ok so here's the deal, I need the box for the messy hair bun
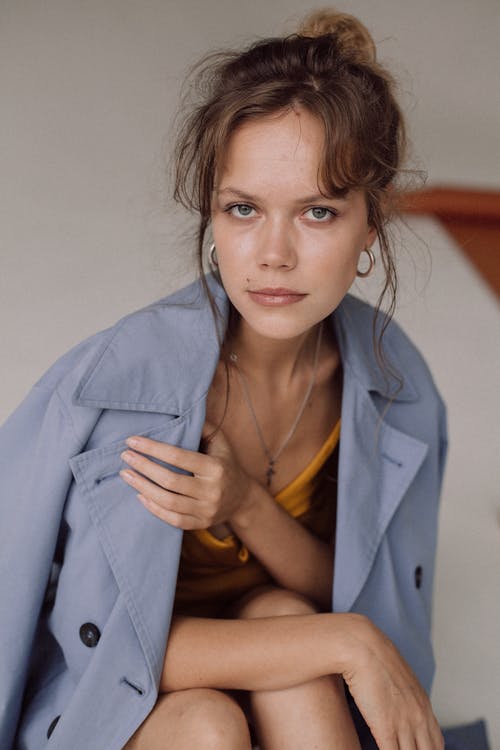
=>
[297,9,376,65]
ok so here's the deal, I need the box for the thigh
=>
[224,586,322,746]
[123,688,252,750]
[228,584,320,619]
[226,585,370,750]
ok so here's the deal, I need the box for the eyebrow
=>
[216,187,349,203]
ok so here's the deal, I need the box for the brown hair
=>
[173,8,407,379]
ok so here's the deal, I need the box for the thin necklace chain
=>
[229,321,324,488]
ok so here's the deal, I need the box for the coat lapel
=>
[331,297,428,612]
[332,376,428,613]
[72,274,228,415]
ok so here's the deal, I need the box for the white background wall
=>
[1,1,499,745]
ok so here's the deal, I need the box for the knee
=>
[236,586,319,619]
[168,688,251,749]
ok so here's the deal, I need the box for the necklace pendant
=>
[266,461,276,487]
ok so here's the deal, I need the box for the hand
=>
[119,422,255,530]
[341,615,444,750]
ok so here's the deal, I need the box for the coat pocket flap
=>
[69,414,190,491]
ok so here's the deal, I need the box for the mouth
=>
[249,286,305,297]
[247,288,307,306]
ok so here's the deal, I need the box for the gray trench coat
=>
[0,274,447,749]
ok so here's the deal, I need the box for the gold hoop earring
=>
[356,247,375,278]
[209,243,218,267]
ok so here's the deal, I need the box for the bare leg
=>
[159,599,441,750]
[123,688,252,750]
[233,586,362,750]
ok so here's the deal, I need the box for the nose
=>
[256,217,297,270]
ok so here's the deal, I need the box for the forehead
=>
[216,108,326,188]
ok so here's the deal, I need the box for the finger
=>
[120,467,211,522]
[119,468,196,509]
[414,727,432,750]
[121,450,199,496]
[409,692,442,750]
[397,725,417,750]
[427,707,445,750]
[125,435,208,475]
[431,724,445,750]
[136,494,206,530]
[373,731,399,750]
[416,719,444,750]
[365,715,399,750]
[148,486,208,519]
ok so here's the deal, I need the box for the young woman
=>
[0,9,447,750]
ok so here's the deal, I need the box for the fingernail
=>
[126,437,140,448]
[120,469,135,482]
[120,451,133,462]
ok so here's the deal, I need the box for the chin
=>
[235,305,325,342]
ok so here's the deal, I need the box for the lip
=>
[247,288,307,307]
[250,287,305,295]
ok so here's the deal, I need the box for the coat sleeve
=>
[0,384,79,750]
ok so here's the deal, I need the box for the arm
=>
[120,426,333,609]
[161,611,444,750]
[161,611,352,693]
[230,481,333,609]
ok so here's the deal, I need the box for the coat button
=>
[414,566,423,589]
[47,715,60,738]
[79,622,101,647]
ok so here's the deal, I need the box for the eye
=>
[305,207,337,222]
[226,203,256,218]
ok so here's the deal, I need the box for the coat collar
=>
[72,274,228,415]
[72,273,418,414]
[332,294,418,402]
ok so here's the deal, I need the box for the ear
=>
[366,224,378,248]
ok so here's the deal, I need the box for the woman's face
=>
[210,107,376,341]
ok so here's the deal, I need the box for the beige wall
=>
[1,1,499,745]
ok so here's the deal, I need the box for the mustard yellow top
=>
[173,419,340,617]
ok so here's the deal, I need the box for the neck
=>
[227,315,323,389]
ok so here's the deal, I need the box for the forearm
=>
[160,611,442,750]
[160,611,357,693]
[230,481,334,609]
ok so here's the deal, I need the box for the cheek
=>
[212,218,237,254]
[215,249,247,297]
[212,229,254,283]
[316,242,361,281]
